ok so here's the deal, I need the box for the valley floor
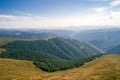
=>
[0,54,120,80]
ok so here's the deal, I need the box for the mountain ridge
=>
[0,37,103,72]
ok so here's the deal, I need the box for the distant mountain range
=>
[73,28,120,53]
[0,29,73,39]
[1,28,120,53]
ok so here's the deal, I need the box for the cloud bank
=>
[0,0,120,29]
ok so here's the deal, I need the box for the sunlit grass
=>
[0,38,16,46]
[0,48,6,54]
[0,54,120,80]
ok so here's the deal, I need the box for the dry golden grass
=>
[21,37,54,41]
[0,38,16,46]
[0,54,120,80]
[0,48,6,54]
[0,58,48,80]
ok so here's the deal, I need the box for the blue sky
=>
[0,0,96,16]
[0,0,120,29]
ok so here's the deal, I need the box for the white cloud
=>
[93,7,108,13]
[110,11,120,19]
[0,15,16,19]
[0,15,46,28]
[91,0,120,27]
[0,13,120,29]
[110,0,120,7]
[91,0,120,8]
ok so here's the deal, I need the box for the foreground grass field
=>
[0,54,120,80]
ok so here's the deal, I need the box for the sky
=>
[0,0,120,29]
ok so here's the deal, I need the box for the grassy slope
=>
[0,38,16,46]
[0,38,16,53]
[0,58,48,80]
[0,54,120,80]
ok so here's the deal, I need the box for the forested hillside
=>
[0,37,102,72]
